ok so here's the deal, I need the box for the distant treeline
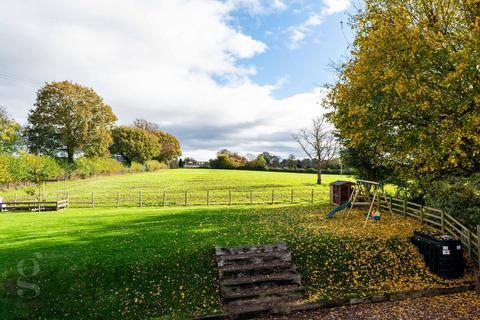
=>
[181,150,354,175]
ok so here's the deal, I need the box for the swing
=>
[345,180,394,227]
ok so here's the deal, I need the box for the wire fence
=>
[2,187,329,209]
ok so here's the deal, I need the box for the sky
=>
[0,0,355,161]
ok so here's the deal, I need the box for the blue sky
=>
[0,0,355,160]
[232,1,353,99]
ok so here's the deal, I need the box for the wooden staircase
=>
[215,242,305,319]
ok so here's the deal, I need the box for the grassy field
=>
[2,169,351,198]
[2,170,354,207]
[0,203,475,320]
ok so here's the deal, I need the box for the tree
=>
[133,119,182,163]
[282,154,298,169]
[340,143,391,182]
[0,106,21,153]
[326,0,480,181]
[25,81,117,162]
[244,154,267,170]
[178,158,185,168]
[293,116,338,184]
[111,126,160,164]
[209,150,247,169]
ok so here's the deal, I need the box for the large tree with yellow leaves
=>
[327,0,480,181]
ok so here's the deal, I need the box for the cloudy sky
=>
[0,0,354,160]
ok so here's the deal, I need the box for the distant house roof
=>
[329,180,354,186]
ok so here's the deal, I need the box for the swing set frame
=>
[346,180,393,226]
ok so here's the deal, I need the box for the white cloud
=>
[287,0,351,49]
[287,12,323,49]
[227,0,288,14]
[0,0,326,161]
[322,0,351,15]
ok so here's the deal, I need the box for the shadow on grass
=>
[0,205,323,320]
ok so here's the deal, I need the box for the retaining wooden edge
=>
[192,283,476,320]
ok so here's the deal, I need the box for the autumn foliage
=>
[327,0,480,180]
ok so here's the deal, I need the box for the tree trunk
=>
[317,166,322,185]
[67,149,75,163]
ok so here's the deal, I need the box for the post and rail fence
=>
[0,198,69,212]
[374,194,480,269]
[1,187,325,210]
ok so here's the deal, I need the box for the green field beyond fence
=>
[3,187,329,208]
[1,169,350,208]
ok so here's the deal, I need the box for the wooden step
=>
[223,284,305,301]
[215,242,287,257]
[219,260,294,273]
[219,263,297,279]
[214,242,305,319]
[217,251,292,268]
[221,271,301,287]
[227,295,303,314]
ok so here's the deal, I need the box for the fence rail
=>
[376,195,480,268]
[2,188,328,209]
[0,199,69,212]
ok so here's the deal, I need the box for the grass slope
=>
[0,204,474,320]
[1,169,352,200]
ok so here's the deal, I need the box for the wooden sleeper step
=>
[222,284,306,301]
[221,272,301,287]
[215,242,287,257]
[214,242,305,319]
[217,251,292,268]
[219,263,297,280]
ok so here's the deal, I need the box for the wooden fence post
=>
[229,190,232,206]
[271,189,275,205]
[56,178,60,201]
[420,205,424,224]
[64,177,67,198]
[139,191,143,208]
[250,190,253,205]
[117,192,120,208]
[207,190,210,206]
[290,189,294,204]
[162,191,166,207]
[184,191,188,206]
[403,198,407,218]
[311,189,314,204]
[467,229,472,259]
[91,192,95,208]
[441,210,445,233]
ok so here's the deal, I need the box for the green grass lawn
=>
[0,204,474,320]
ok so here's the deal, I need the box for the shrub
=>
[130,162,145,173]
[0,153,61,187]
[22,153,63,184]
[0,154,12,184]
[144,160,167,172]
[423,175,480,230]
[72,157,126,178]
